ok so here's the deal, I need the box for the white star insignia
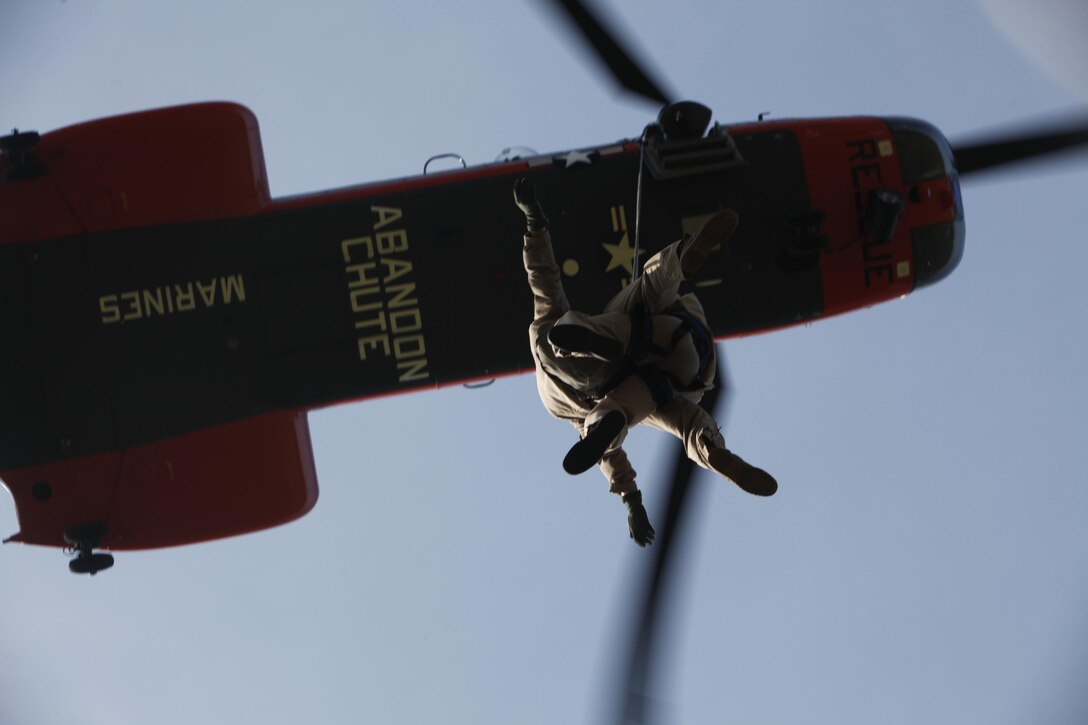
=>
[559,150,593,168]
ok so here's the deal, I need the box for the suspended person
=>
[515,178,776,547]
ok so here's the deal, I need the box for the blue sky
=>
[2,1,1087,724]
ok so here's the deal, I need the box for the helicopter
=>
[2,4,1088,722]
[1,1,1083,573]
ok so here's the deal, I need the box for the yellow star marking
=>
[602,233,644,274]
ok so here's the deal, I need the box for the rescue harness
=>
[542,305,714,411]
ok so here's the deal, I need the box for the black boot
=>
[681,210,739,277]
[707,448,778,496]
[563,410,626,475]
[548,324,625,362]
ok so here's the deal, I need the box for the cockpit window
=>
[888,118,957,186]
[912,219,965,288]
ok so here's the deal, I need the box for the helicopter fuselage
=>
[0,102,963,550]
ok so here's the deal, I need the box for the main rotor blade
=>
[616,352,730,725]
[540,0,675,107]
[953,115,1088,177]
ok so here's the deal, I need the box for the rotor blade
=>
[616,351,731,725]
[952,115,1088,177]
[539,0,675,107]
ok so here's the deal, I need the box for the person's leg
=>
[603,242,684,315]
[563,374,657,475]
[604,210,739,315]
[548,310,631,361]
[548,310,698,373]
[642,397,778,496]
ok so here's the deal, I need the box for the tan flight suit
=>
[524,229,727,495]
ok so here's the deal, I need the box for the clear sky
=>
[2,1,1087,724]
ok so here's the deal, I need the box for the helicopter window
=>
[888,118,955,185]
[912,219,965,289]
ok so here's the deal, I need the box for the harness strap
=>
[593,306,715,403]
[626,305,673,361]
[666,310,714,388]
[594,364,634,402]
[634,365,674,408]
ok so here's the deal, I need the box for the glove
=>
[513,177,549,232]
[622,490,655,547]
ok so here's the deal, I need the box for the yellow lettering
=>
[354,310,388,332]
[389,308,422,334]
[221,275,246,303]
[174,283,195,311]
[376,229,408,255]
[371,206,403,230]
[346,262,380,289]
[386,282,417,309]
[382,258,413,283]
[121,291,142,321]
[99,295,120,324]
[196,279,217,307]
[99,274,246,326]
[143,288,165,316]
[340,208,430,382]
[350,288,383,314]
[397,358,429,382]
[393,334,425,360]
[357,334,391,360]
[342,236,374,262]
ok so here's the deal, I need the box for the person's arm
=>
[514,177,549,232]
[523,229,569,334]
[599,447,636,495]
[600,446,655,547]
[517,178,570,345]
